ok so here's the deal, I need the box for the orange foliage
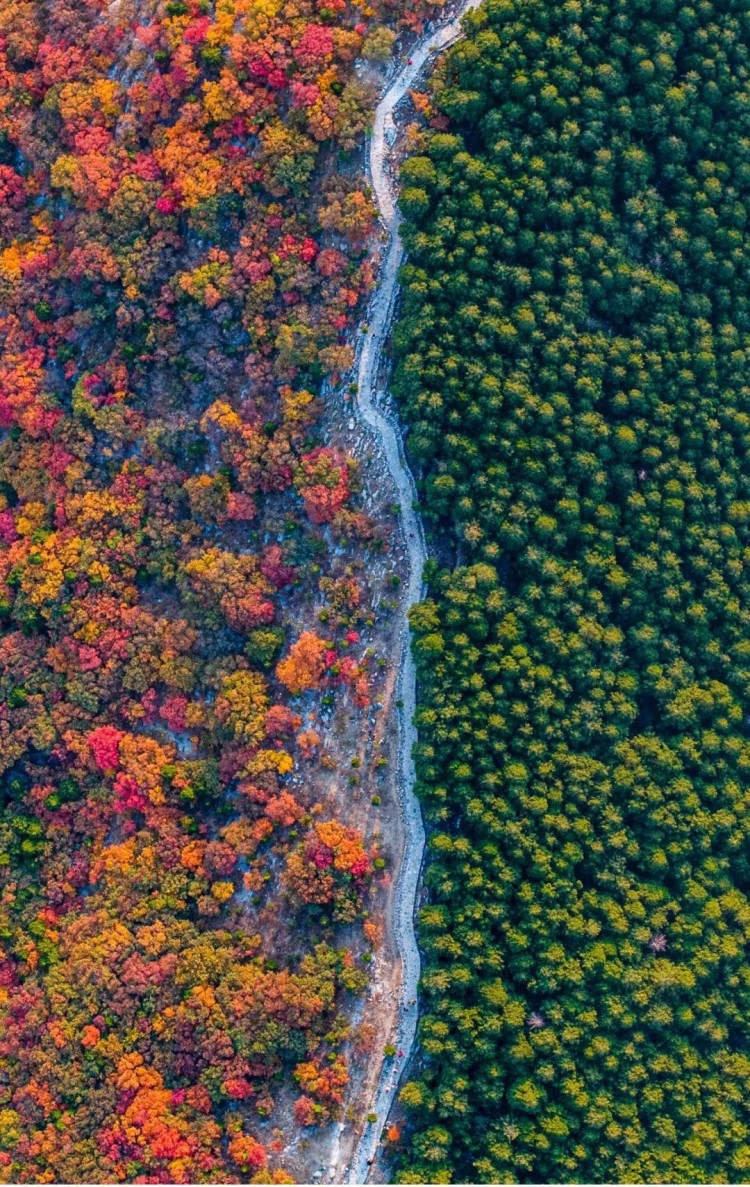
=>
[296,727,321,757]
[276,631,329,695]
[294,1055,348,1116]
[0,0,433,1174]
[229,1133,267,1170]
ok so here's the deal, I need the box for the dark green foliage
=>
[394,0,750,1181]
[245,626,286,669]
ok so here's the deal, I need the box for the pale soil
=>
[325,3,484,1184]
[233,3,482,1180]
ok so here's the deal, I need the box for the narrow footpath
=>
[336,3,483,1181]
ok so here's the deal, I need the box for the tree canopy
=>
[393,0,750,1180]
[0,0,443,1177]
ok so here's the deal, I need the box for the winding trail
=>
[337,3,483,1181]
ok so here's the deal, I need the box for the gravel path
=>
[339,3,483,1182]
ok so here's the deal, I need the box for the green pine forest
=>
[393,0,750,1181]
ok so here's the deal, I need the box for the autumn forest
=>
[0,0,444,1180]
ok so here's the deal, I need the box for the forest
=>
[393,0,750,1181]
[0,0,443,1180]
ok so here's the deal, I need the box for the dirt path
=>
[335,3,483,1182]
